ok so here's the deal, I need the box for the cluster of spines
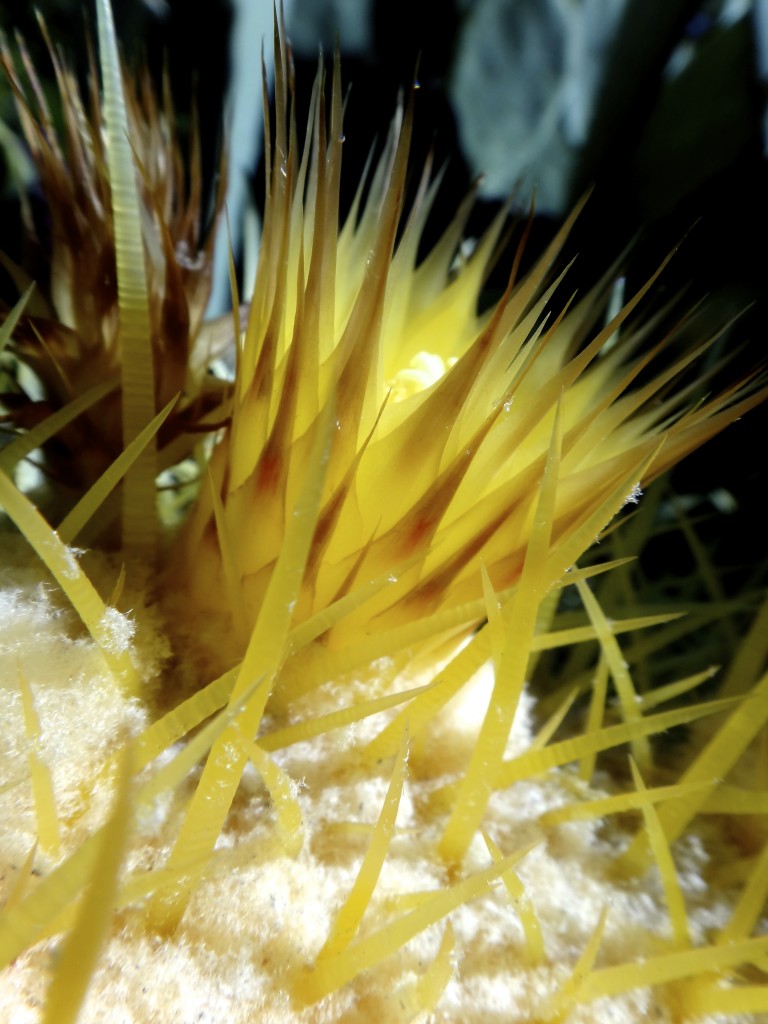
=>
[1,0,768,1020]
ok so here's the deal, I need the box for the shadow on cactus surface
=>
[1,2,768,1021]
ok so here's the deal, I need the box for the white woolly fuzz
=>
[0,550,753,1024]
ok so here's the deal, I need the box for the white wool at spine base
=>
[0,543,750,1024]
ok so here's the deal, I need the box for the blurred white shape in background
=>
[206,0,373,318]
[207,0,291,316]
[449,0,628,214]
